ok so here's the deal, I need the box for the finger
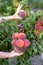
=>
[17,16,23,20]
[17,53,24,56]
[17,4,23,11]
[18,10,25,13]
[19,10,26,12]
[10,50,15,53]
[16,10,25,14]
[18,4,22,10]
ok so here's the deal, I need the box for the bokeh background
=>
[0,0,43,65]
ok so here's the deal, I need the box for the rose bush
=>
[0,0,43,65]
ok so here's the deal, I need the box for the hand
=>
[10,50,24,58]
[12,4,25,20]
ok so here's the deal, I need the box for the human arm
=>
[0,50,23,58]
[0,4,23,23]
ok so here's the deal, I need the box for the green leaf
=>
[38,32,43,39]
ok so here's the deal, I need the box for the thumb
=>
[17,52,24,56]
[17,16,23,20]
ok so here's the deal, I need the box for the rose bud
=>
[12,32,19,39]
[38,18,42,26]
[24,39,30,47]
[11,39,16,47]
[15,39,24,48]
[18,33,26,39]
[35,31,40,36]
[19,10,26,18]
[35,24,40,30]
[39,26,43,32]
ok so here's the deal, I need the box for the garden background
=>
[0,0,43,65]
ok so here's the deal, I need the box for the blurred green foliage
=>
[0,0,43,65]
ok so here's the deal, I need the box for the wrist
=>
[8,53,15,58]
[12,14,17,20]
[5,16,14,20]
[6,53,12,58]
[0,16,14,21]
[8,53,12,58]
